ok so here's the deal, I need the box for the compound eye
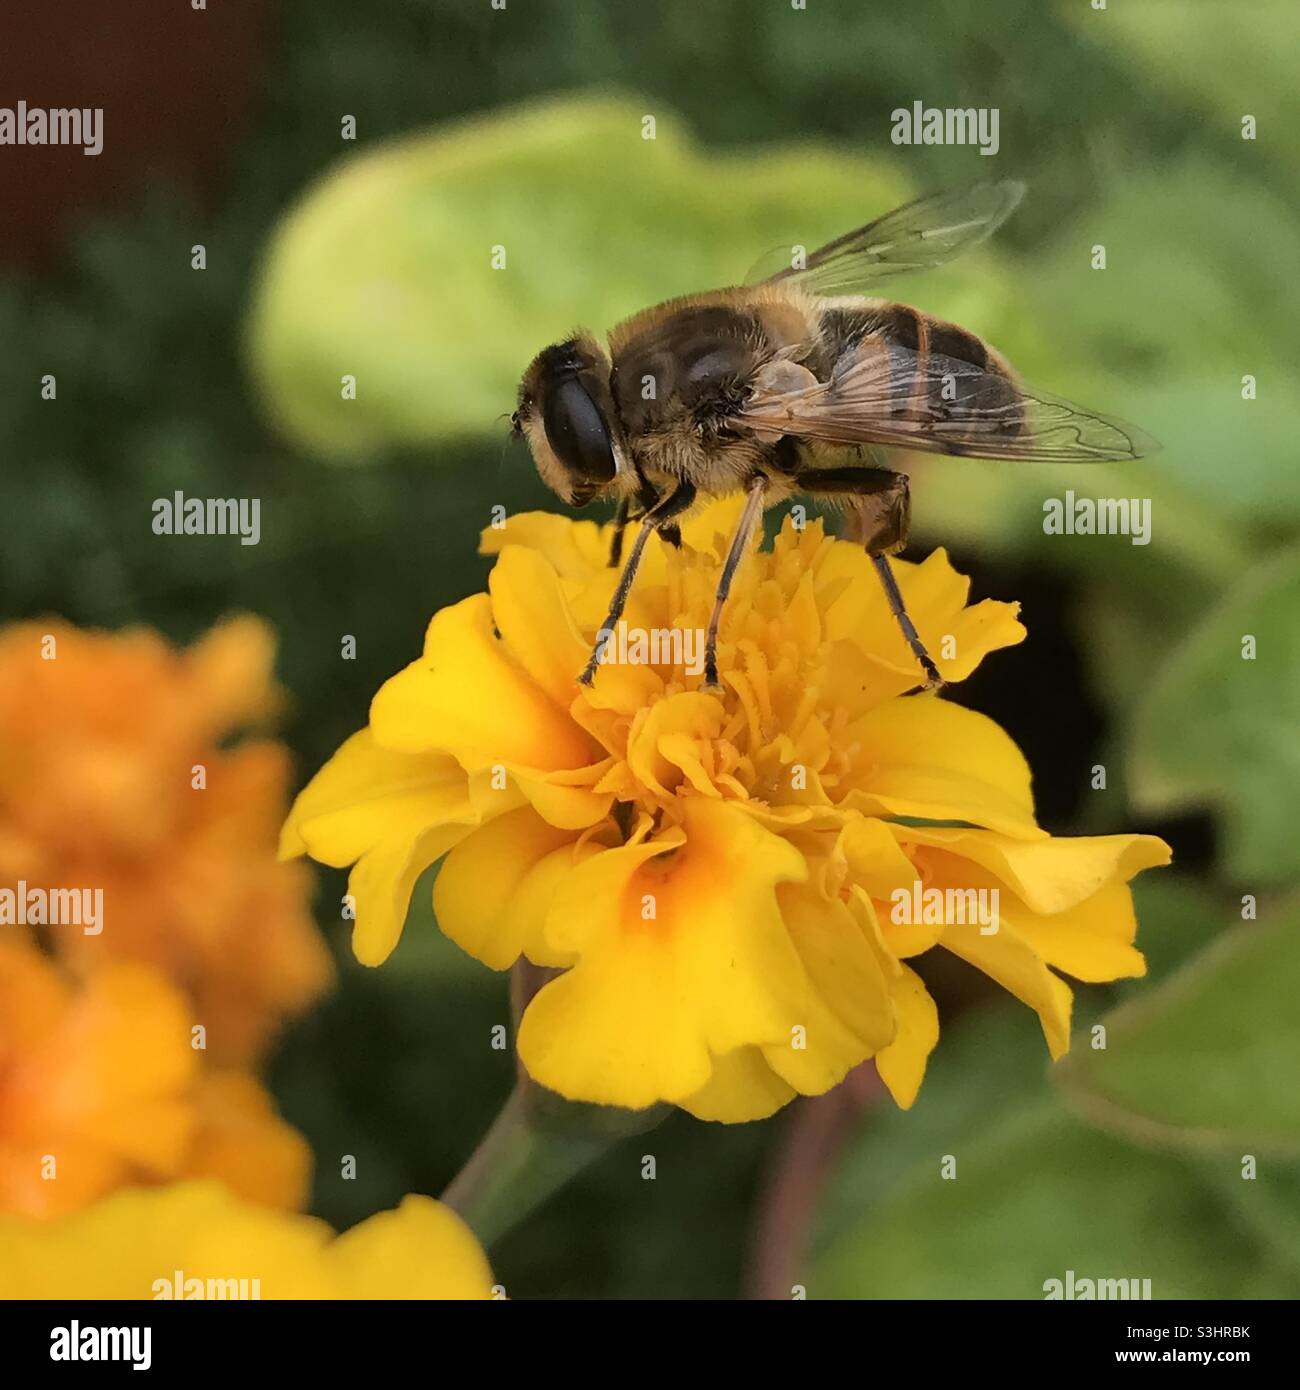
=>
[542,375,616,497]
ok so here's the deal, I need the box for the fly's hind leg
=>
[870,548,944,693]
[797,466,944,692]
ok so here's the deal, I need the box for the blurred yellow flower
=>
[0,1180,496,1299]
[0,617,332,1063]
[283,502,1170,1121]
[0,943,309,1218]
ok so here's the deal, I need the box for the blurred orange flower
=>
[0,942,310,1219]
[0,617,332,1063]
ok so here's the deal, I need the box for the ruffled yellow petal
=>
[279,728,473,865]
[892,824,1172,915]
[853,823,947,959]
[518,799,809,1109]
[626,691,726,802]
[807,634,905,715]
[347,822,477,967]
[0,1182,332,1298]
[369,594,598,771]
[327,1194,496,1299]
[510,766,615,831]
[874,965,939,1109]
[841,698,1041,837]
[278,724,529,966]
[488,544,594,708]
[433,806,582,969]
[760,882,894,1095]
[0,1181,494,1299]
[679,1046,796,1123]
[1002,877,1146,983]
[942,918,1074,1059]
[831,816,920,898]
[916,843,1148,983]
[822,545,1025,684]
[480,510,607,579]
[677,494,749,555]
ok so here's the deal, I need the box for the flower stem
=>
[442,1082,667,1248]
[442,963,667,1247]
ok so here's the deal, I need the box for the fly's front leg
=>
[797,467,943,692]
[608,497,632,567]
[580,479,698,686]
[609,480,674,567]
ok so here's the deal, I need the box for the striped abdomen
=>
[818,302,1025,449]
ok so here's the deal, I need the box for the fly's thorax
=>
[607,287,823,441]
[635,431,774,500]
[609,303,765,439]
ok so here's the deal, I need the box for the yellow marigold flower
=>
[0,943,309,1218]
[0,617,332,1063]
[0,1180,495,1299]
[283,502,1170,1121]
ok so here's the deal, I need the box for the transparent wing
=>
[745,180,1026,294]
[736,346,1159,463]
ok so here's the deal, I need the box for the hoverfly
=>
[511,180,1157,690]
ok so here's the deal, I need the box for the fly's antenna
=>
[494,411,518,491]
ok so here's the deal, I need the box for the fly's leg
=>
[580,479,698,686]
[797,467,943,692]
[608,497,632,567]
[701,474,768,691]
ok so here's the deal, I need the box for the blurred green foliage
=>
[813,893,1300,1298]
[1063,909,1300,1151]
[1128,550,1300,884]
[4,0,1298,1297]
[249,100,919,454]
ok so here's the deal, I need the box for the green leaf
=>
[1059,908,1300,1156]
[815,1103,1293,1299]
[1194,1159,1300,1279]
[812,1004,1046,1223]
[1126,546,1300,882]
[811,1004,1298,1298]
[245,95,1034,459]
